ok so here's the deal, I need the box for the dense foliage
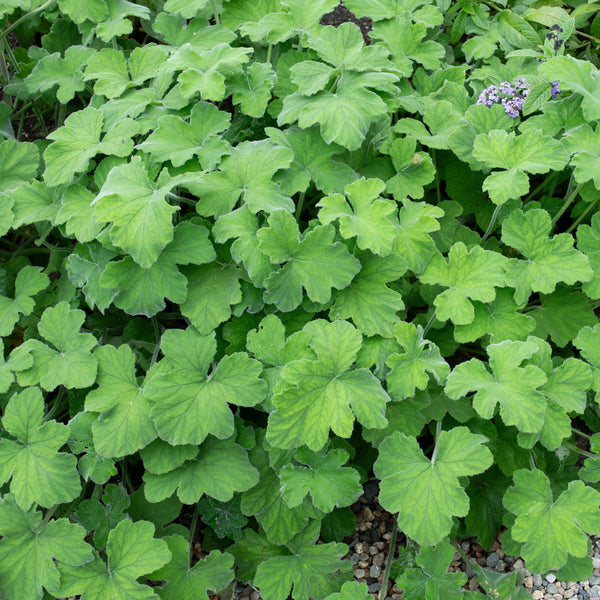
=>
[2,0,600,598]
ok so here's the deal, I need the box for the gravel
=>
[232,491,600,600]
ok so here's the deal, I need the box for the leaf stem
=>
[0,0,57,42]
[295,191,305,222]
[529,451,536,470]
[431,149,441,204]
[266,44,272,64]
[379,516,398,600]
[572,427,591,440]
[36,504,59,533]
[210,0,221,24]
[150,318,162,368]
[188,504,199,567]
[566,197,599,234]
[524,172,557,203]
[422,310,437,337]
[482,203,503,241]
[562,440,596,460]
[551,182,583,229]
[431,420,442,465]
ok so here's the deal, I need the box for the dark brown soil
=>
[320,1,374,44]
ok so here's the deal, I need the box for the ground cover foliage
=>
[2,0,600,598]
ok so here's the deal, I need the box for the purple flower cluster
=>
[476,77,530,118]
[551,80,560,98]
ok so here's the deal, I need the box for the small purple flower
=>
[550,80,560,98]
[476,77,530,118]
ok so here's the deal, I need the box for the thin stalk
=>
[0,42,10,84]
[42,387,66,423]
[551,182,583,229]
[210,0,221,24]
[524,172,557,203]
[0,0,57,42]
[379,517,398,600]
[422,310,437,337]
[529,451,536,470]
[166,192,196,206]
[36,504,59,533]
[572,427,591,440]
[56,102,66,128]
[482,203,502,241]
[431,149,441,204]
[566,198,599,234]
[266,44,272,64]
[188,505,199,567]
[431,420,442,465]
[563,441,596,460]
[295,191,305,222]
[150,318,162,368]
[576,29,600,43]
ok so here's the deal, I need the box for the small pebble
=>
[370,565,381,578]
[486,552,500,568]
[547,574,557,583]
[373,554,385,567]
[368,582,382,593]
[495,560,506,572]
[532,591,544,600]
[591,586,600,598]
[594,558,600,570]
[547,583,558,594]
[351,553,360,564]
[354,568,366,579]
[534,574,543,587]
[592,577,600,586]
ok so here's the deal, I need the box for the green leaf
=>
[228,62,276,117]
[573,323,600,403]
[144,436,259,504]
[0,340,32,393]
[0,387,81,509]
[66,243,119,313]
[164,42,252,100]
[74,483,130,548]
[530,288,597,347]
[258,210,361,312]
[473,129,569,205]
[213,206,275,286]
[0,139,39,191]
[0,494,93,600]
[25,46,95,103]
[420,243,507,325]
[94,0,152,42]
[68,411,118,484]
[180,263,243,334]
[385,321,450,400]
[445,340,547,433]
[395,199,444,273]
[539,55,600,121]
[267,319,389,450]
[9,180,60,228]
[15,301,98,391]
[384,137,436,201]
[498,9,541,49]
[188,139,294,217]
[578,212,600,299]
[58,519,171,600]
[0,265,48,336]
[254,521,352,600]
[93,157,186,268]
[502,208,593,304]
[279,446,362,512]
[329,249,407,337]
[58,0,108,23]
[100,222,216,317]
[137,101,231,168]
[265,125,358,195]
[84,344,157,458]
[396,540,468,599]
[317,177,399,256]
[55,185,105,243]
[152,537,234,599]
[504,469,600,572]
[372,18,445,76]
[323,581,371,600]
[241,440,323,545]
[375,427,493,545]
[43,107,139,186]
[281,75,389,151]
[196,496,248,540]
[454,287,536,343]
[146,327,266,445]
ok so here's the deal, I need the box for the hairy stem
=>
[551,182,583,229]
[188,504,199,567]
[431,420,443,465]
[36,504,59,533]
[295,191,305,222]
[482,203,502,241]
[566,198,599,234]
[422,310,437,337]
[379,516,398,600]
[563,440,596,460]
